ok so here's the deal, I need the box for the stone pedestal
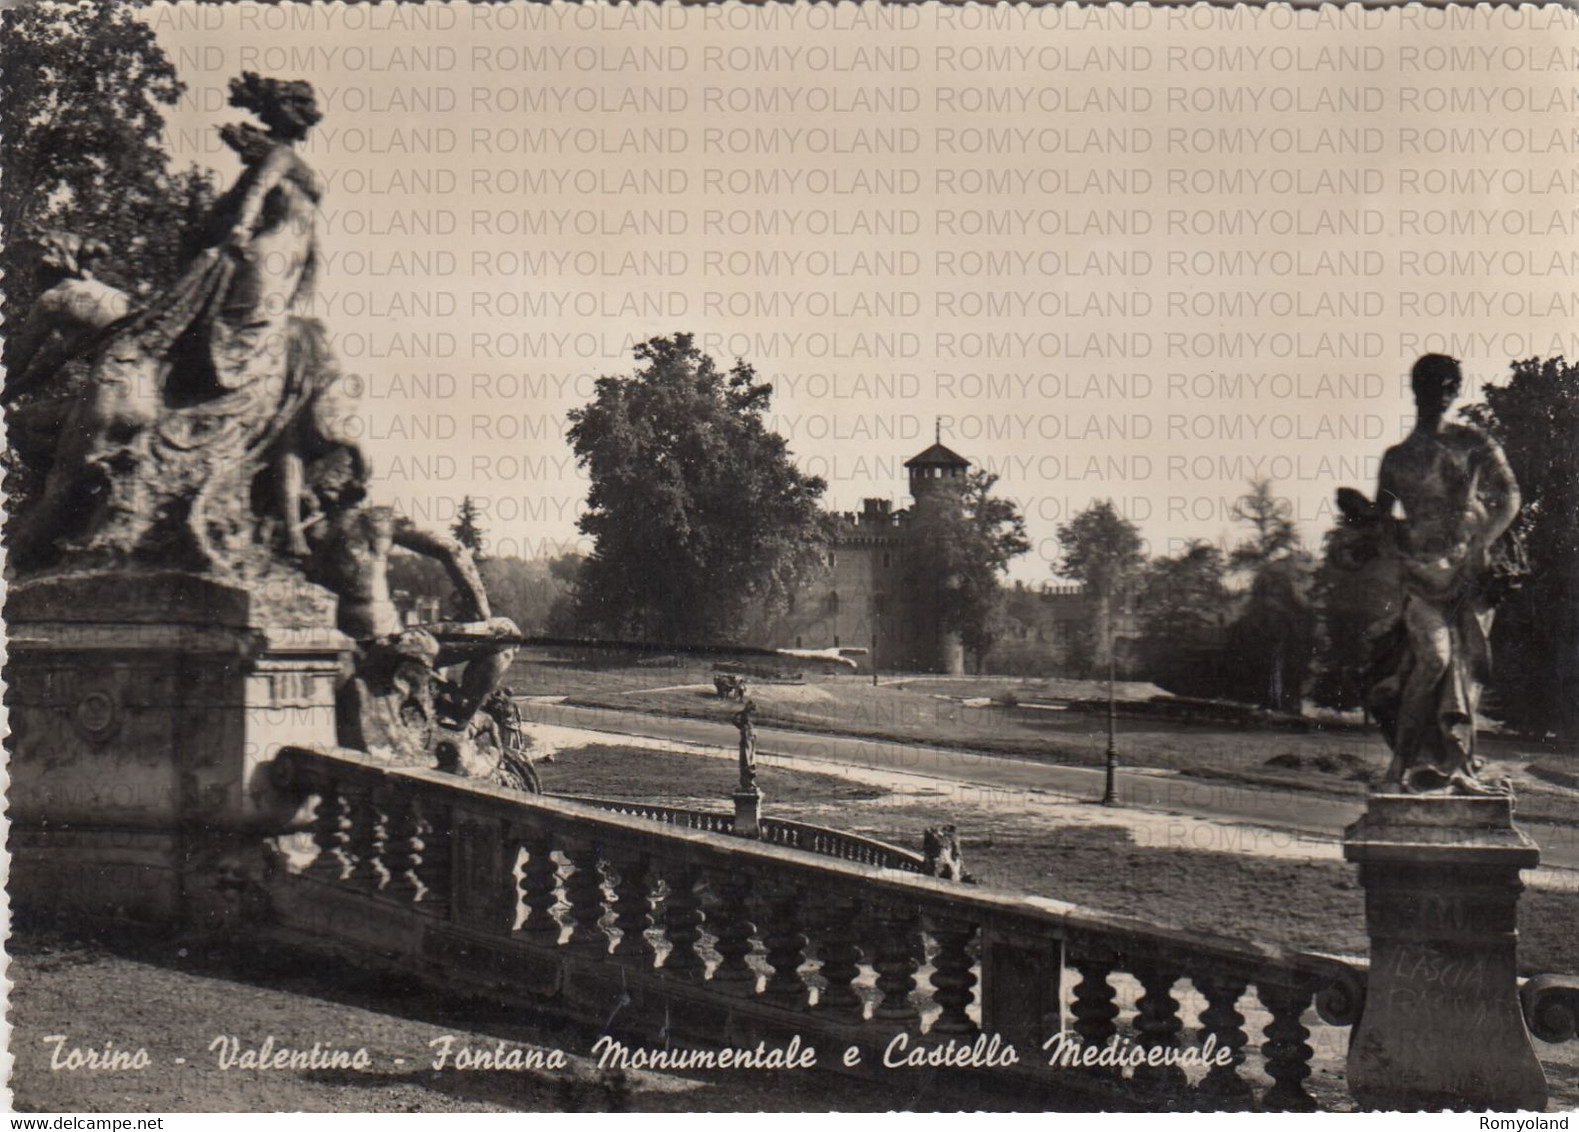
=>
[6,571,350,927]
[1343,794,1547,1111]
[733,787,763,838]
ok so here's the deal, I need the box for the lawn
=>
[540,666,1377,782]
[537,743,1579,978]
[517,658,1577,815]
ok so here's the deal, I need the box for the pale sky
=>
[147,2,1579,579]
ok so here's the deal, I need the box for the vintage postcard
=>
[3,0,1578,1117]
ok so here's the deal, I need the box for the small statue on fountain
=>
[1332,354,1522,795]
[734,696,758,794]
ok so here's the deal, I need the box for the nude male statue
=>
[301,453,519,732]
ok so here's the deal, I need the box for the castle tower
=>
[904,436,970,515]
[902,434,970,674]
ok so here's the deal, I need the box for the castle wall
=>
[764,507,961,673]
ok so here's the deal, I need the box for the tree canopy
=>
[1229,478,1303,570]
[451,496,488,559]
[388,550,583,636]
[901,469,1030,668]
[1224,480,1316,712]
[566,334,833,643]
[1136,541,1231,697]
[1054,500,1145,673]
[1461,355,1579,738]
[1,2,214,324]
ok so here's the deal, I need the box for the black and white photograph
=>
[3,0,1578,1116]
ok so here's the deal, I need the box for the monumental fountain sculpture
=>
[4,74,533,928]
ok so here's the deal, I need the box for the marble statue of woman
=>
[13,73,363,575]
[1333,355,1521,795]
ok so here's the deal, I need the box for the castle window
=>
[829,552,837,568]
[882,552,891,568]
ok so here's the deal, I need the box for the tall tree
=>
[1309,526,1375,713]
[1229,478,1302,570]
[567,334,833,642]
[902,469,1031,671]
[1054,500,1145,676]
[1225,480,1316,712]
[1,2,215,325]
[1136,541,1231,697]
[1461,355,1579,738]
[451,496,488,559]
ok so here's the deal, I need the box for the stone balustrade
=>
[559,795,927,873]
[264,745,1562,1110]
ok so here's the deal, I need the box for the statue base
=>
[733,787,763,838]
[1343,793,1547,1111]
[5,571,350,929]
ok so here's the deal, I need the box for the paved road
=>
[518,700,1579,870]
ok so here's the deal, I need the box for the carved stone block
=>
[6,571,349,925]
[1343,794,1547,1111]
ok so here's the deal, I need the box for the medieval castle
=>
[769,440,1135,675]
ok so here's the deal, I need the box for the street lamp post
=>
[870,596,880,687]
[1101,591,1118,806]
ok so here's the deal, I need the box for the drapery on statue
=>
[1332,355,1522,795]
[8,73,364,578]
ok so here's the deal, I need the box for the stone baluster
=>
[758,885,810,1010]
[518,829,562,945]
[708,871,758,995]
[408,794,452,916]
[811,897,866,1021]
[659,865,707,981]
[1131,963,1188,1097]
[1259,982,1317,1111]
[382,790,422,904]
[608,851,656,966]
[349,783,391,894]
[563,839,610,951]
[1193,972,1253,1107]
[928,917,980,1036]
[308,780,354,883]
[1069,953,1121,1069]
[872,906,922,1027]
